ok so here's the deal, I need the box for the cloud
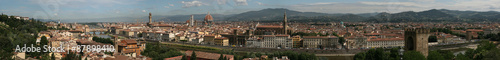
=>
[305,2,338,5]
[255,1,264,5]
[142,10,146,12]
[217,0,228,5]
[181,1,207,8]
[411,0,435,2]
[359,2,422,7]
[234,0,248,6]
[168,3,174,6]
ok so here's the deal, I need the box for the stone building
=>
[404,28,431,57]
[259,35,292,48]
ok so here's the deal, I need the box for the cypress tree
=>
[191,51,197,60]
[218,54,224,60]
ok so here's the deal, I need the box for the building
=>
[147,12,153,27]
[221,29,251,46]
[291,36,302,48]
[366,38,404,48]
[404,28,431,57]
[254,26,285,35]
[214,37,229,46]
[254,12,289,35]
[259,35,291,48]
[204,12,214,26]
[246,36,262,48]
[346,36,368,49]
[302,36,339,49]
[117,39,145,57]
[203,35,221,45]
[187,15,195,27]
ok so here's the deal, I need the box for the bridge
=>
[85,28,108,35]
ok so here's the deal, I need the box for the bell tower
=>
[283,12,288,35]
[149,12,152,24]
[404,28,431,57]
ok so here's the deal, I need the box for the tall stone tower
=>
[404,28,431,57]
[466,31,472,42]
[283,12,288,35]
[149,12,152,24]
[188,15,194,27]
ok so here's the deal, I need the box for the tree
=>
[141,42,183,60]
[436,50,454,60]
[218,54,224,60]
[181,55,187,60]
[338,37,346,48]
[223,56,227,60]
[427,51,444,60]
[483,49,500,60]
[0,37,13,60]
[61,52,79,60]
[389,48,400,60]
[456,53,471,60]
[51,53,55,60]
[40,36,48,45]
[191,51,197,60]
[428,35,437,42]
[138,33,143,37]
[365,48,387,60]
[403,51,426,60]
[353,52,366,60]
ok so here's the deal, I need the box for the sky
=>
[1,0,500,20]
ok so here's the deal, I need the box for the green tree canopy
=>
[403,51,426,60]
[427,51,444,60]
[191,51,197,60]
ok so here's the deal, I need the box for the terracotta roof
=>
[215,37,228,39]
[115,55,131,60]
[152,24,172,27]
[164,55,183,60]
[122,40,137,44]
[466,29,483,32]
[302,36,327,38]
[367,38,404,41]
[204,12,213,21]
[256,25,282,28]
[122,50,135,53]
[260,35,289,37]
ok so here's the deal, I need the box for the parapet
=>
[404,28,431,34]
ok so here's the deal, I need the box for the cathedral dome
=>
[186,19,190,23]
[204,12,213,21]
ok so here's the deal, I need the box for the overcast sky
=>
[1,0,500,20]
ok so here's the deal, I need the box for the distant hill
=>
[224,8,331,21]
[365,9,500,22]
[63,8,500,23]
[157,8,500,22]
[157,14,231,22]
